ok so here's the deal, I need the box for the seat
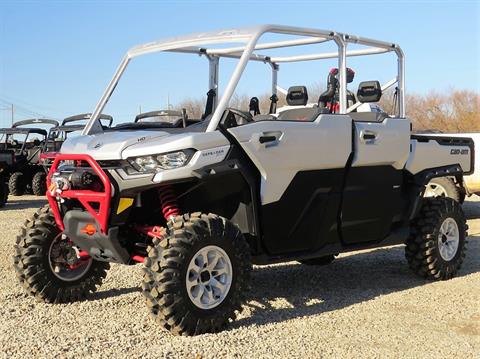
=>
[249,97,260,116]
[286,86,308,106]
[277,86,327,122]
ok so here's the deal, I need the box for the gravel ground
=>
[0,196,479,358]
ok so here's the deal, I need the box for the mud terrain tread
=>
[405,197,467,280]
[142,213,251,336]
[13,205,110,303]
[32,172,47,196]
[9,172,25,196]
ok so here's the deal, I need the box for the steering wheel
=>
[223,108,253,128]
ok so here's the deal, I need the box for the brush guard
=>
[47,154,112,234]
[47,154,182,264]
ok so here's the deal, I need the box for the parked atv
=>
[0,118,58,204]
[14,26,473,336]
[40,113,113,173]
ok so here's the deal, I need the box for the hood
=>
[60,129,230,161]
[60,130,170,160]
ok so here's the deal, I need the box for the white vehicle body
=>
[18,24,473,337]
[50,24,472,259]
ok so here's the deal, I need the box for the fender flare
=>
[407,164,464,220]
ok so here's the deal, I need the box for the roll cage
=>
[135,110,183,123]
[12,118,59,128]
[43,114,113,153]
[62,113,113,127]
[0,118,58,152]
[0,127,48,153]
[83,24,405,136]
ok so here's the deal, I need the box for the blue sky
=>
[0,0,479,125]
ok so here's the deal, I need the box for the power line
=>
[0,93,58,113]
[0,97,57,119]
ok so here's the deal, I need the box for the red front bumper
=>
[46,154,112,234]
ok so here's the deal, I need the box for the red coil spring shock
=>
[158,185,180,221]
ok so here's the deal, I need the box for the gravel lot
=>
[1,196,479,358]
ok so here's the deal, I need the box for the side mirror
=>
[357,81,382,103]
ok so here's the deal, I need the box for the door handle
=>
[255,131,283,147]
[360,130,377,144]
[259,135,277,144]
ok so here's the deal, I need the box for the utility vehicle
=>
[40,113,113,173]
[14,25,473,336]
[0,118,58,203]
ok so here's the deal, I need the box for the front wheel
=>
[13,205,110,302]
[32,171,47,196]
[142,213,251,335]
[406,197,467,280]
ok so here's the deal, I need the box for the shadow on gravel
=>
[234,237,480,329]
[90,287,141,301]
[3,199,47,211]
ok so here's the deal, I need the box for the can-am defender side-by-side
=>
[14,25,473,335]
[0,118,59,204]
[40,113,113,173]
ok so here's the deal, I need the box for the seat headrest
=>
[286,86,308,106]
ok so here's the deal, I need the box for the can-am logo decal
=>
[450,148,469,155]
[202,149,226,157]
[137,136,146,142]
[93,142,102,149]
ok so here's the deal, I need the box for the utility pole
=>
[0,104,14,126]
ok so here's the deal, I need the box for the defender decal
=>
[202,148,227,158]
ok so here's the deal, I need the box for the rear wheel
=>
[142,213,251,335]
[424,177,463,203]
[406,197,467,280]
[13,205,110,302]
[32,171,47,196]
[9,172,25,196]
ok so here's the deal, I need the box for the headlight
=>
[128,149,194,172]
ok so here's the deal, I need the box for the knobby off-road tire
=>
[13,205,110,303]
[142,213,251,336]
[9,172,25,196]
[32,171,47,196]
[425,177,463,203]
[299,254,336,266]
[0,179,8,207]
[406,197,467,280]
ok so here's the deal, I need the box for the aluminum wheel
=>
[438,217,460,261]
[425,182,447,197]
[186,245,233,310]
[48,234,92,282]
